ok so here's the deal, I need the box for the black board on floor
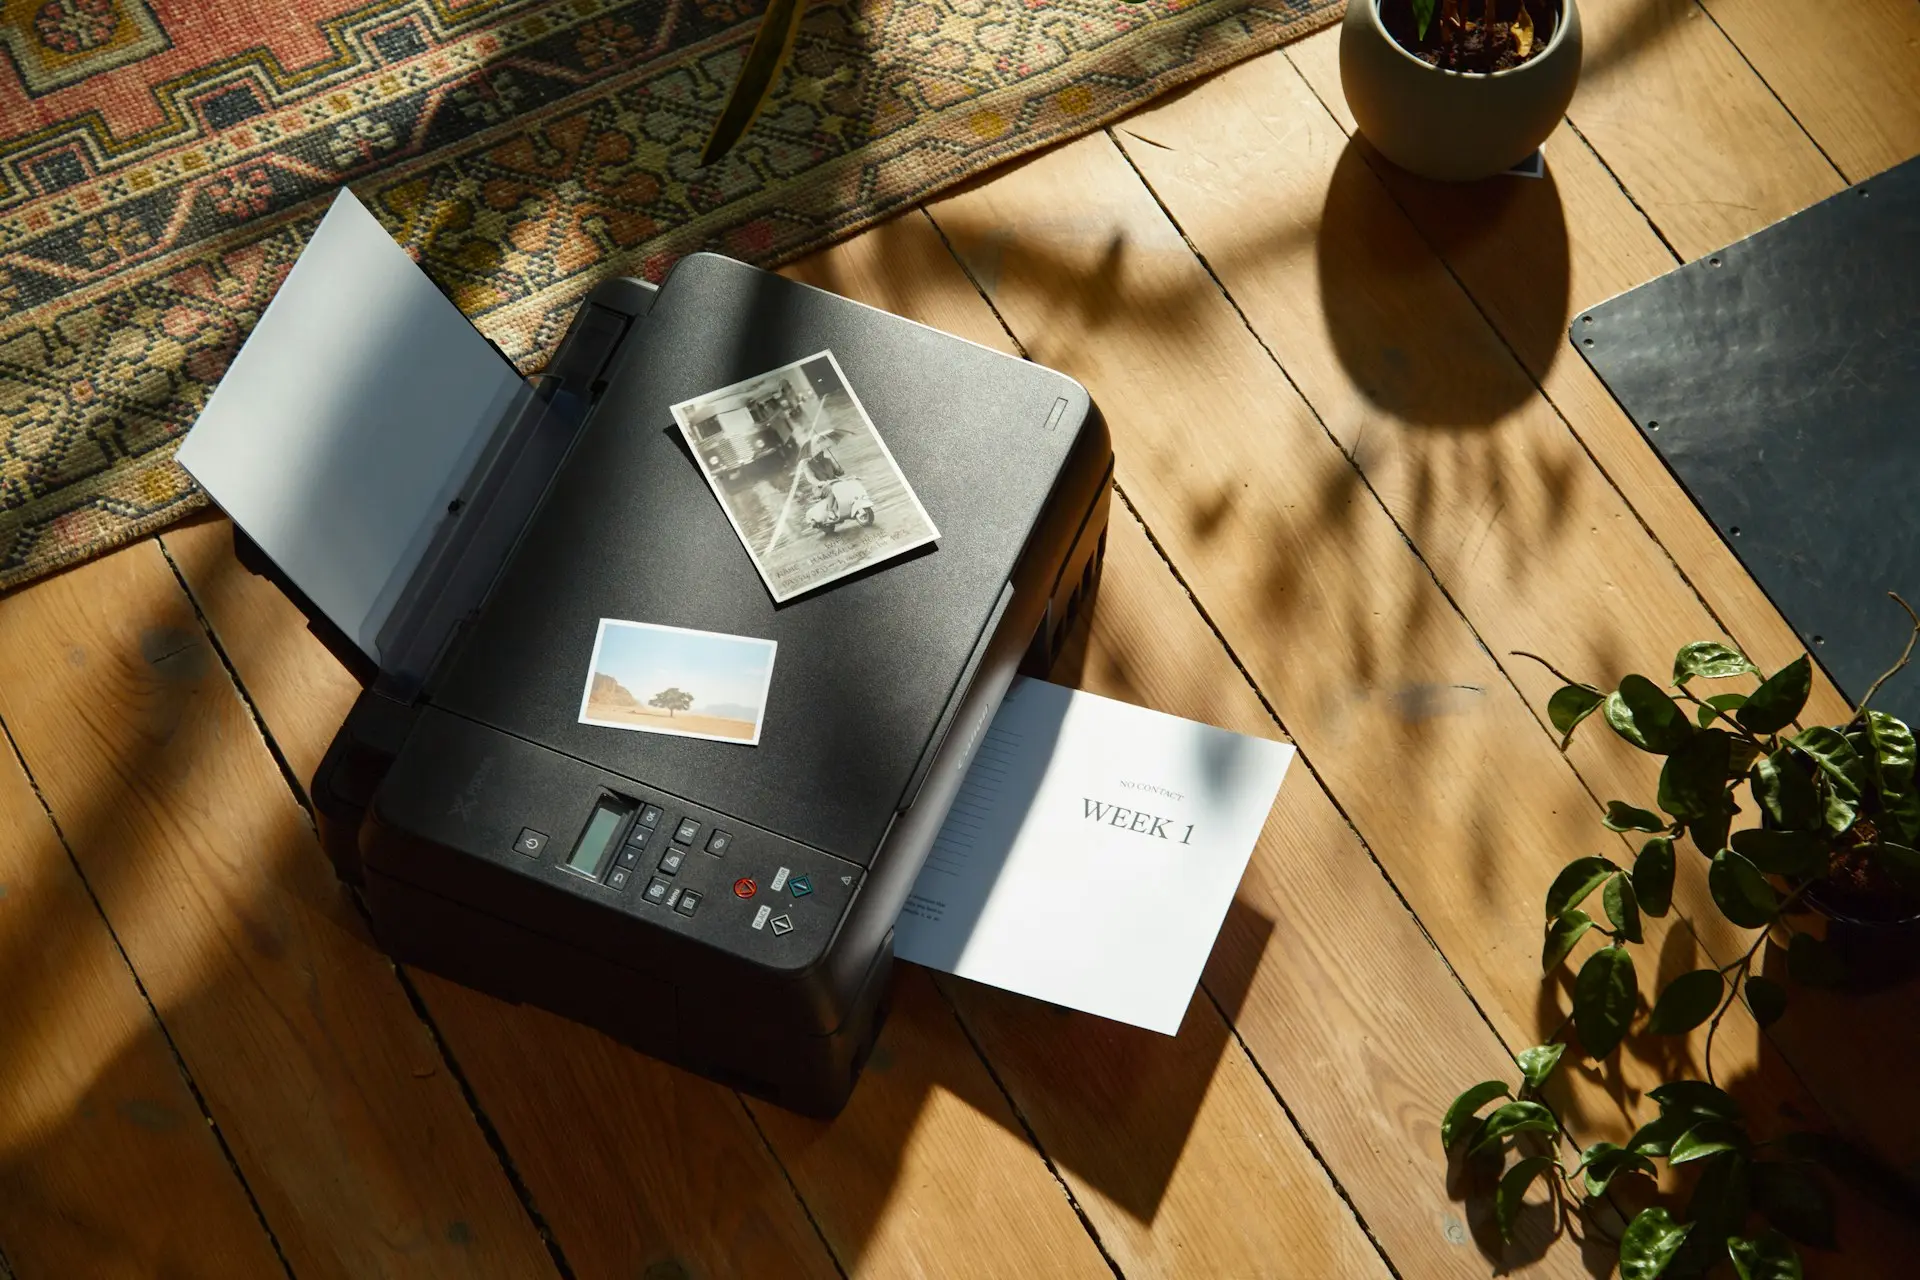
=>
[1575,156,1920,722]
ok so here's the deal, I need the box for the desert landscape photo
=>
[578,619,777,745]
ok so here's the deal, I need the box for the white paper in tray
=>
[174,188,523,662]
[893,677,1294,1035]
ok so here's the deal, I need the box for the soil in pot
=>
[1379,0,1559,75]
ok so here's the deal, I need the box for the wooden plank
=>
[1567,0,1845,260]
[782,217,1588,1276]
[0,740,285,1279]
[161,522,843,1280]
[1282,26,1920,1169]
[0,544,558,1280]
[1697,0,1920,182]
[921,127,1918,1262]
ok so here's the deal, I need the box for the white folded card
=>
[893,677,1295,1034]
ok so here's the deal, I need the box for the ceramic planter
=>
[1339,0,1583,182]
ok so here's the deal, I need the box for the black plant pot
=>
[1799,885,1920,992]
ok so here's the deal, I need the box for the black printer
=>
[182,191,1111,1115]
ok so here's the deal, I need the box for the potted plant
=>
[1340,0,1583,181]
[1442,598,1920,1276]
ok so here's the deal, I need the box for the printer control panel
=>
[512,785,863,969]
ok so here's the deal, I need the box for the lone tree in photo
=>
[649,687,694,718]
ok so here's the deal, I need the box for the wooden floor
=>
[3,2,1918,1275]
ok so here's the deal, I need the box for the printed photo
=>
[578,619,777,745]
[671,350,940,602]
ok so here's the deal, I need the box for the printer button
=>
[643,876,672,904]
[616,845,642,869]
[624,822,652,848]
[638,803,663,828]
[769,914,794,936]
[673,817,700,845]
[512,828,548,858]
[608,867,632,892]
[674,889,702,917]
[705,829,732,856]
[789,875,813,898]
[657,849,685,876]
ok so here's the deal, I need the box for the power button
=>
[733,877,757,899]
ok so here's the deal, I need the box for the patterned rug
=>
[0,0,1337,591]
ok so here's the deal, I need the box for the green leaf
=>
[1545,856,1618,918]
[1728,1229,1804,1280]
[1698,691,1750,728]
[1468,1100,1558,1155]
[1607,675,1695,754]
[1866,710,1920,842]
[1410,0,1437,41]
[1543,909,1594,973]
[1578,1141,1657,1197]
[1648,968,1724,1034]
[1689,808,1735,859]
[1710,850,1780,928]
[1730,829,1829,878]
[1633,836,1677,916]
[1739,656,1813,734]
[1659,728,1733,820]
[1516,1043,1566,1091]
[1574,945,1636,1060]
[1674,641,1759,684]
[1620,1207,1692,1280]
[1649,1079,1744,1123]
[1440,1080,1510,1150]
[1672,1120,1747,1164]
[1548,683,1606,744]
[1823,786,1858,837]
[1744,974,1788,1026]
[1753,748,1821,831]
[1604,800,1669,833]
[698,0,810,164]
[1627,1111,1693,1159]
[1786,933,1846,988]
[1686,1151,1753,1267]
[1876,841,1920,895]
[1495,1155,1554,1243]
[1604,873,1644,943]
[1752,1161,1836,1249]
[1790,725,1866,801]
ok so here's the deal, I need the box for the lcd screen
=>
[567,799,630,879]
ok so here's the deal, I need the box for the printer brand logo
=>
[671,350,940,603]
[1082,799,1195,845]
[449,755,496,821]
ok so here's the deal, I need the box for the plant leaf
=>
[1729,829,1828,878]
[1574,945,1636,1059]
[1689,807,1736,859]
[1648,968,1724,1034]
[1516,1043,1566,1091]
[1604,873,1644,943]
[1650,1079,1744,1122]
[1865,709,1920,842]
[1753,748,1821,831]
[1672,1120,1747,1164]
[1710,850,1780,928]
[1628,1111,1693,1158]
[1789,725,1866,801]
[1752,1162,1836,1249]
[1607,675,1695,754]
[699,0,810,165]
[1469,1100,1558,1155]
[1510,0,1535,59]
[1728,1229,1804,1280]
[1411,0,1438,41]
[1604,800,1668,833]
[1739,656,1812,734]
[1675,641,1758,684]
[1875,841,1920,895]
[1543,909,1593,973]
[1620,1207,1692,1280]
[1633,836,1677,916]
[1786,933,1846,988]
[1440,1079,1510,1150]
[1495,1155,1553,1243]
[1548,683,1606,744]
[1698,691,1750,728]
[1545,856,1618,918]
[1686,1152,1753,1268]
[1744,974,1788,1027]
[1659,728,1733,820]
[1579,1141,1657,1197]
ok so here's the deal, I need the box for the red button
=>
[733,877,757,899]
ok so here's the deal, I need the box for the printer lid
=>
[429,255,1091,865]
[175,189,526,668]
